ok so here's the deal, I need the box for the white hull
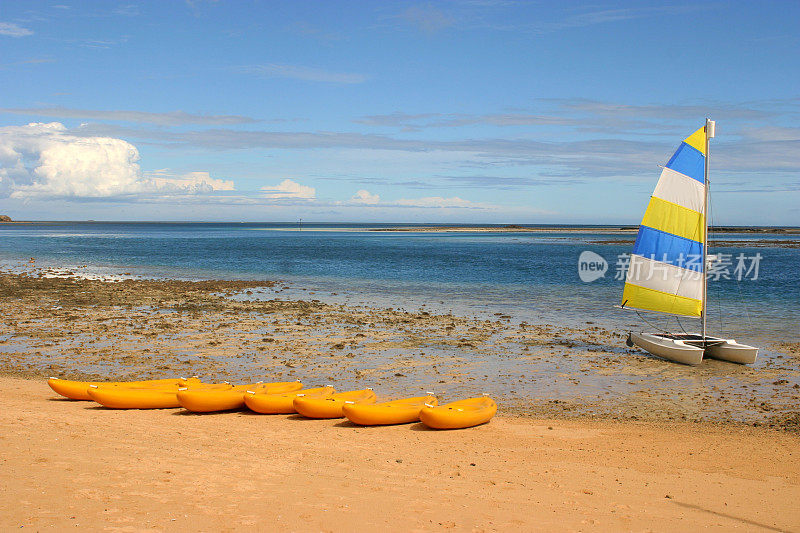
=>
[628,333,758,366]
[704,340,759,364]
[628,333,704,365]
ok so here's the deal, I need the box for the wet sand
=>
[1,270,799,427]
[2,376,798,531]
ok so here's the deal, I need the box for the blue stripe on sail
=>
[665,142,705,183]
[632,225,704,271]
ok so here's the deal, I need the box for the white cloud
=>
[336,190,484,209]
[351,189,380,204]
[395,196,494,209]
[399,5,454,34]
[738,126,800,142]
[260,179,315,199]
[236,64,367,84]
[0,58,55,69]
[0,22,33,37]
[0,107,259,126]
[144,170,235,193]
[396,196,480,208]
[0,122,234,199]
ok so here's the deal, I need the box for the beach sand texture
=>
[1,376,798,531]
[1,270,799,530]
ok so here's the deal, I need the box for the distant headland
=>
[368,224,800,234]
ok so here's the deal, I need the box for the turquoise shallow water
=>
[1,222,798,344]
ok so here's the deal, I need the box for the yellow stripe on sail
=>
[641,196,704,243]
[683,126,707,155]
[622,282,702,317]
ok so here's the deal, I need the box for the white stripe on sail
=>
[625,254,703,300]
[652,166,705,214]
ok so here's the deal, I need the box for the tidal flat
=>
[1,269,799,429]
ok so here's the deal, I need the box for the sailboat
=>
[621,119,758,365]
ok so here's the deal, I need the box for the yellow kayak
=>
[294,389,376,419]
[177,381,303,412]
[87,380,219,409]
[343,395,437,426]
[47,377,197,401]
[244,386,335,414]
[419,396,497,429]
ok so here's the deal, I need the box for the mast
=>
[702,118,714,342]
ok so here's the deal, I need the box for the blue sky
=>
[0,0,798,223]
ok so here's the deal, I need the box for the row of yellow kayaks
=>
[48,377,193,402]
[47,377,497,429]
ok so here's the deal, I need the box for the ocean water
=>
[1,222,798,344]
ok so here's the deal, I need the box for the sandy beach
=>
[2,376,799,532]
[1,270,799,530]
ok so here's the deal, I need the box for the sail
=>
[622,127,706,317]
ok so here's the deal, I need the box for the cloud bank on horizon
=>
[0,122,487,214]
[0,122,232,199]
[0,1,798,223]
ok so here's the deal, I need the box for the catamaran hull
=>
[629,333,704,365]
[628,333,758,366]
[704,341,758,365]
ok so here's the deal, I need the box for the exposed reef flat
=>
[1,270,799,428]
